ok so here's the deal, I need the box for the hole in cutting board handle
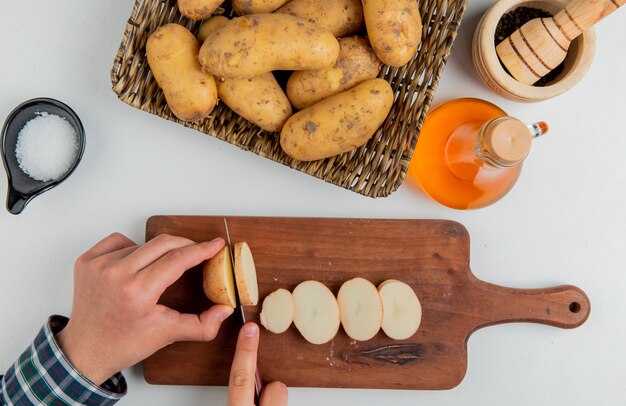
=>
[569,302,582,313]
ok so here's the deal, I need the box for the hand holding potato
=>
[55,233,234,385]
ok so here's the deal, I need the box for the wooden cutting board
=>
[143,216,590,390]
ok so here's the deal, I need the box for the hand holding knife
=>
[224,218,264,402]
[227,322,288,406]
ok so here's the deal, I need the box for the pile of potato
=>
[147,0,422,161]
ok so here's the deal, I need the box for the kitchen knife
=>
[223,217,263,401]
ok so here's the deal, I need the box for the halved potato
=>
[234,242,259,306]
[260,288,294,334]
[292,281,340,344]
[337,277,382,341]
[202,246,236,308]
[378,279,422,340]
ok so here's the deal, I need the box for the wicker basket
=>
[111,0,467,198]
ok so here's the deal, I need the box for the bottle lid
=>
[484,117,532,166]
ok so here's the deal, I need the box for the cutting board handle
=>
[469,276,590,332]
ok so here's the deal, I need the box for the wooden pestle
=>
[496,0,624,85]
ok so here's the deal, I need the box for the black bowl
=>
[1,98,85,215]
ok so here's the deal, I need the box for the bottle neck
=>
[444,116,536,182]
[474,117,533,168]
[474,124,517,169]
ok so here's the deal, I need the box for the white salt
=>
[15,112,79,182]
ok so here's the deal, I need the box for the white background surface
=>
[1,1,625,405]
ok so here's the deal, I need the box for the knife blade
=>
[223,217,263,400]
[224,217,246,324]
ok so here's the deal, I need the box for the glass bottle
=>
[407,98,547,210]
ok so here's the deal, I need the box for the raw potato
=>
[197,17,292,132]
[178,0,225,20]
[234,242,259,306]
[260,289,294,334]
[286,37,382,110]
[202,246,237,308]
[218,75,293,132]
[199,14,340,78]
[362,0,422,67]
[292,281,340,345]
[275,0,364,38]
[280,78,394,161]
[337,278,383,341]
[378,279,422,340]
[198,15,229,43]
[146,24,218,123]
[377,279,395,290]
[233,0,290,15]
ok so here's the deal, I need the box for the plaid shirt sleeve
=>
[0,316,127,406]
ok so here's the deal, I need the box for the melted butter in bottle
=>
[407,98,547,210]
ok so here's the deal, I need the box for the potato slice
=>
[260,289,294,334]
[202,246,236,308]
[337,278,383,341]
[292,281,340,345]
[377,279,395,290]
[234,242,259,306]
[378,279,422,340]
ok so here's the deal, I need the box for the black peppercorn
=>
[495,6,566,86]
